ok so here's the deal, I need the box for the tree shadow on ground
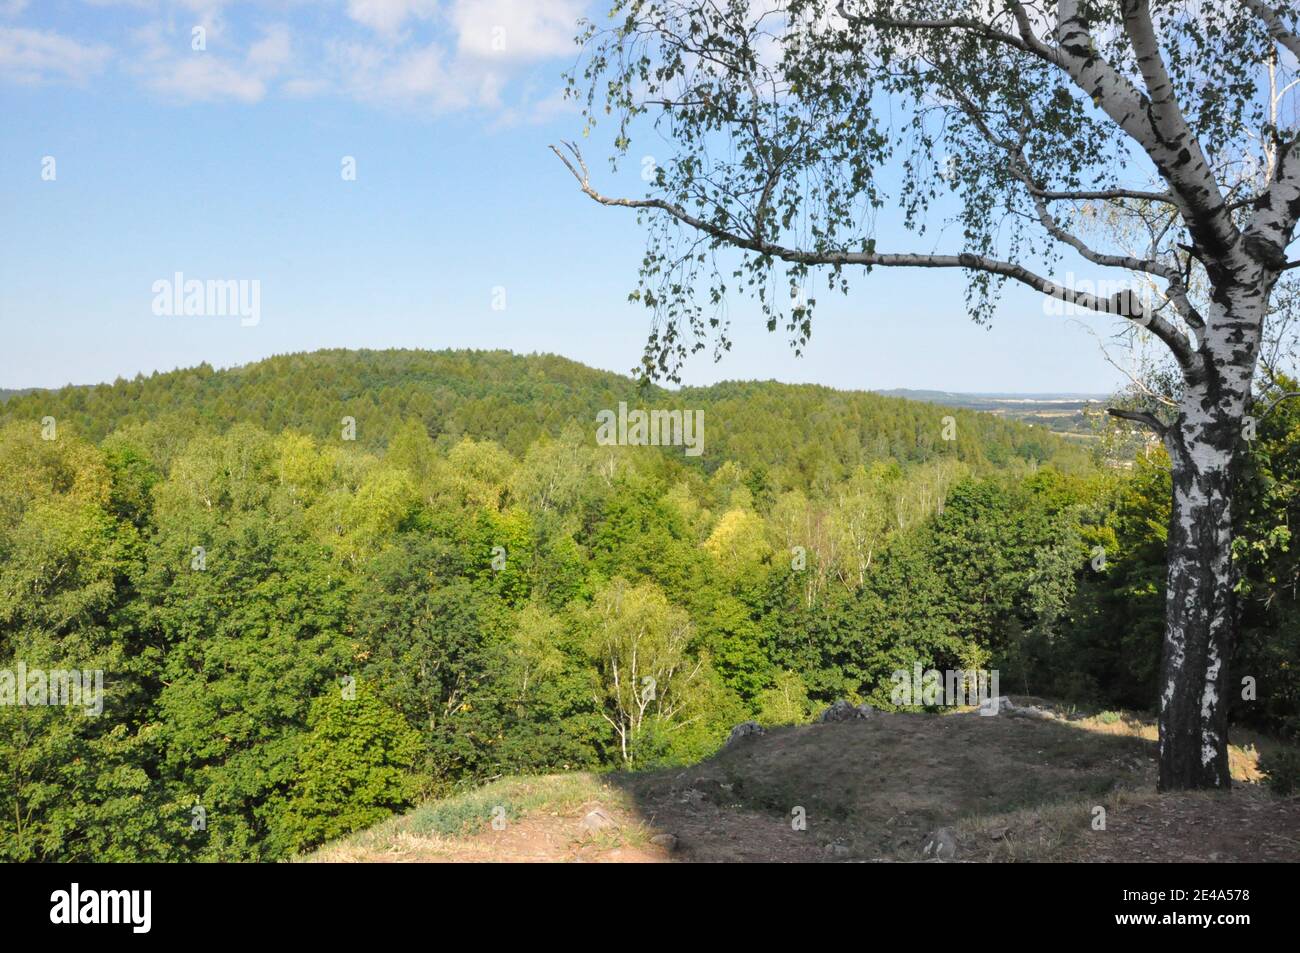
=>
[602,709,1163,862]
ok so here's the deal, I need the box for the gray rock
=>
[580,808,618,832]
[725,720,767,746]
[824,842,852,858]
[1008,705,1054,720]
[921,827,957,861]
[978,695,1016,715]
[650,833,679,852]
[820,700,871,723]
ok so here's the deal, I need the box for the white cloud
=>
[327,37,475,112]
[281,75,327,98]
[328,1,586,115]
[145,53,265,101]
[451,0,584,61]
[327,0,585,118]
[346,0,438,38]
[0,0,586,118]
[0,25,110,83]
[247,24,291,70]
[132,22,292,103]
[489,86,579,129]
[82,0,233,10]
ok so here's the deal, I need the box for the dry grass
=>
[302,699,1299,863]
[955,786,1162,862]
[303,773,657,863]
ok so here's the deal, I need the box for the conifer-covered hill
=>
[0,348,1090,484]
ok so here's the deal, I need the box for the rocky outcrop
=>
[819,700,873,723]
[978,696,1055,720]
[978,695,1016,715]
[725,721,767,746]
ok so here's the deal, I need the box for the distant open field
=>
[876,389,1109,435]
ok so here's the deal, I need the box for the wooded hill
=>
[2,349,1293,862]
[0,349,1089,486]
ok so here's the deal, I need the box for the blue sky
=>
[0,0,1130,394]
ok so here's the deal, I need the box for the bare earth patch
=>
[304,701,1299,863]
[1062,787,1300,863]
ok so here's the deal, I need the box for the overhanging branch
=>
[1255,390,1300,421]
[943,90,1204,360]
[1108,407,1169,436]
[1029,185,1175,204]
[1245,0,1300,61]
[839,0,1245,294]
[551,141,1180,325]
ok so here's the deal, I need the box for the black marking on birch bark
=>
[1243,234,1289,270]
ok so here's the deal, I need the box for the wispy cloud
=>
[450,0,585,61]
[345,0,439,39]
[128,20,292,103]
[2,0,590,120]
[142,51,266,102]
[0,25,111,84]
[327,37,474,112]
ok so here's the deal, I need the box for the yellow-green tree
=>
[581,577,699,765]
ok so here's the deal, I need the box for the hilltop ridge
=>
[0,348,1091,481]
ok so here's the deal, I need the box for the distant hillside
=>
[876,388,1108,436]
[877,389,1109,403]
[0,349,1092,484]
[0,388,42,404]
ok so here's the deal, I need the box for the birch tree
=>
[555,0,1300,789]
[583,577,700,765]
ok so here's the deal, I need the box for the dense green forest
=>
[2,349,1082,477]
[1,349,1295,861]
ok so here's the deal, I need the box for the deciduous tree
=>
[557,0,1300,789]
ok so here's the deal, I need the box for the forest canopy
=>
[1,349,1295,861]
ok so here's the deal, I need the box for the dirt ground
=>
[307,704,1300,863]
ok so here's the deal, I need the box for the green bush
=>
[1260,749,1300,796]
[274,684,421,855]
